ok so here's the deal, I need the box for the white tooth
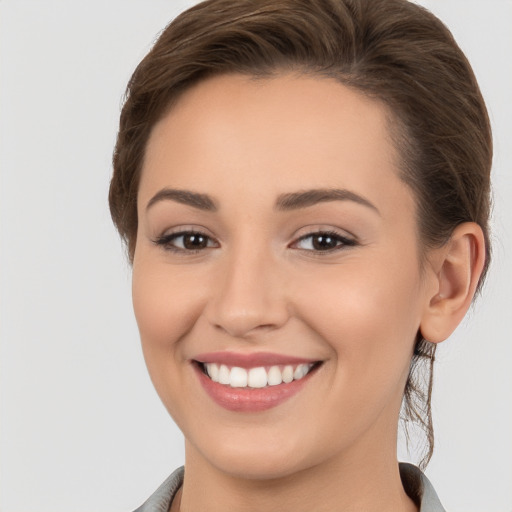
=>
[248,367,267,388]
[218,364,230,385]
[282,365,294,383]
[294,364,307,380]
[230,367,248,388]
[267,365,283,386]
[206,363,219,382]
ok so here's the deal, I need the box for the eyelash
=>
[292,230,357,252]
[153,231,218,254]
[152,230,357,254]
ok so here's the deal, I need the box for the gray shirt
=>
[133,463,445,512]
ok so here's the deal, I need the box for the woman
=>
[109,0,491,510]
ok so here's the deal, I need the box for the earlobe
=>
[419,222,486,344]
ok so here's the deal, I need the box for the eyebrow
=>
[146,188,218,212]
[275,188,380,215]
[145,187,379,215]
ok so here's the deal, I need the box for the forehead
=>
[140,73,410,216]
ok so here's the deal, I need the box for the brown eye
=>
[153,231,218,252]
[310,234,340,251]
[182,233,208,250]
[293,231,356,252]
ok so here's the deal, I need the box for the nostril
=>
[212,320,280,338]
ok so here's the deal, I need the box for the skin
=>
[132,73,485,512]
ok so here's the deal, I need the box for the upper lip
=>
[193,351,320,368]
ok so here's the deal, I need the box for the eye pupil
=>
[183,233,208,249]
[312,234,338,250]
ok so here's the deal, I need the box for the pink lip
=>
[193,351,317,368]
[192,353,321,413]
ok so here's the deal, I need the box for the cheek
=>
[289,257,424,438]
[131,256,206,359]
[295,252,423,372]
[131,255,214,426]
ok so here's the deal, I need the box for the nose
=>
[205,246,290,339]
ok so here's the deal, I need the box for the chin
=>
[207,447,310,481]
[186,427,320,481]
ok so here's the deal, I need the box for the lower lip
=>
[194,364,317,412]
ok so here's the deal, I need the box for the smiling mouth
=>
[195,361,323,389]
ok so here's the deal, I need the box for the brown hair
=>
[109,0,492,468]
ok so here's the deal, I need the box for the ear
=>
[419,222,486,344]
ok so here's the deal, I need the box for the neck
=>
[176,432,418,512]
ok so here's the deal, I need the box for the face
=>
[133,73,435,479]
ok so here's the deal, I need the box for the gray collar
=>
[399,462,446,512]
[133,463,445,512]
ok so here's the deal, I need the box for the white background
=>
[1,1,511,511]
